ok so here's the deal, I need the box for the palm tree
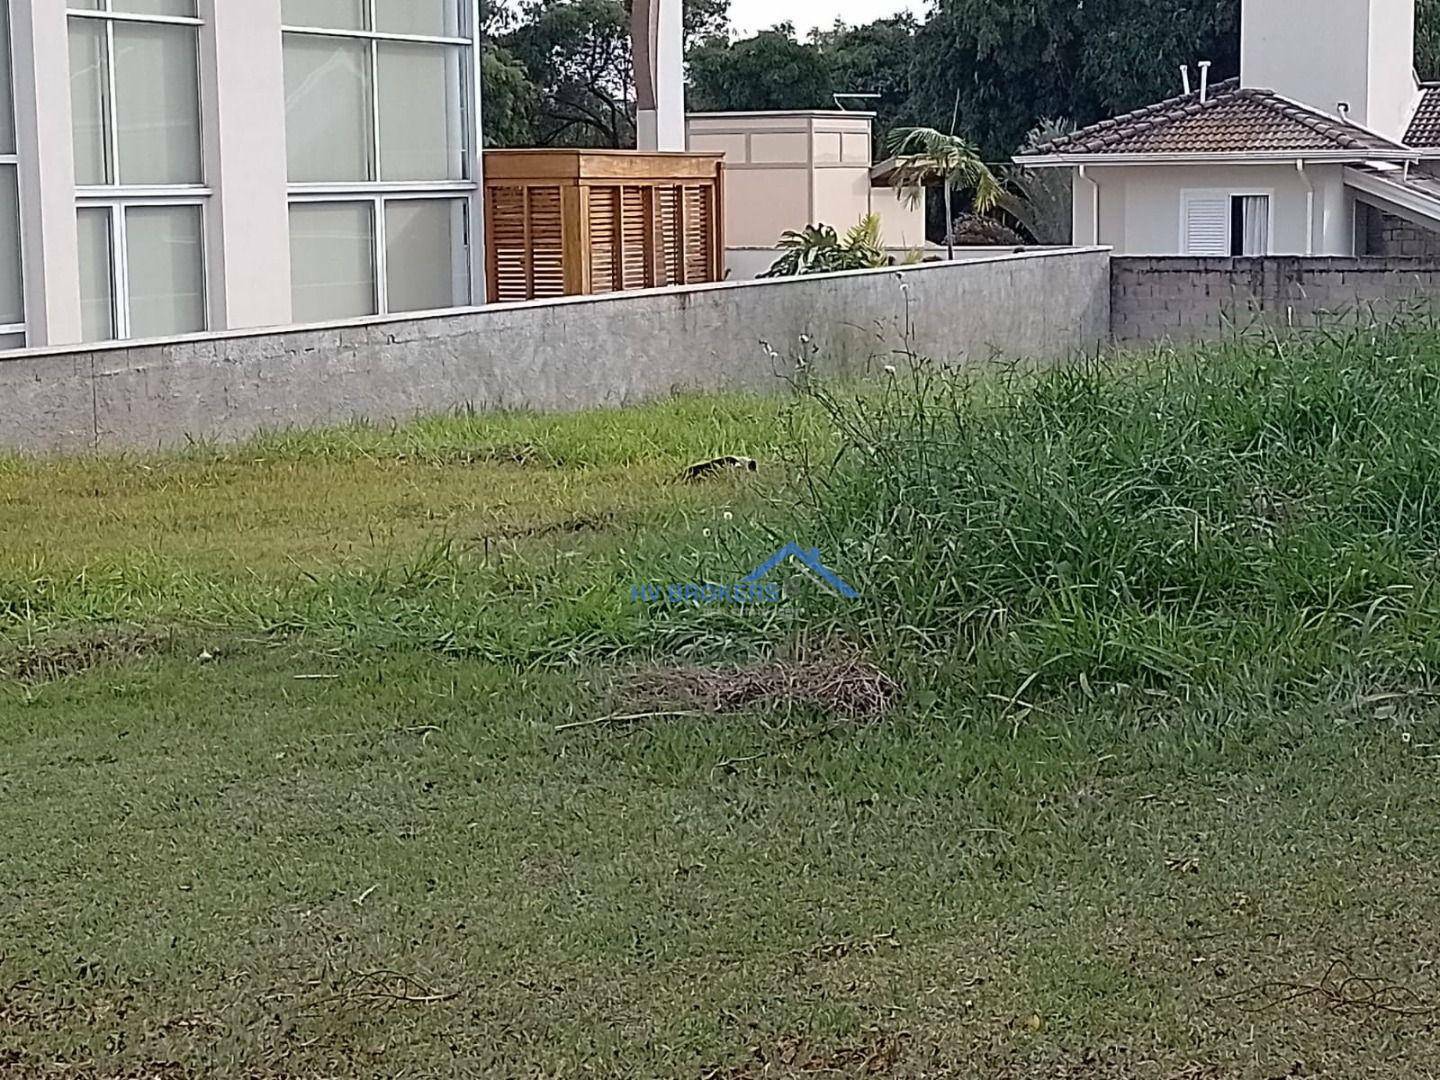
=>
[885,127,1003,260]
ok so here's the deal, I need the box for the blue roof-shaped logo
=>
[741,542,860,599]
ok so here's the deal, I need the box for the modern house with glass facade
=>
[0,0,484,351]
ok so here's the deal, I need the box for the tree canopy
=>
[483,0,1440,161]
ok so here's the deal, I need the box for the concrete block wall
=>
[1112,256,1440,344]
[1362,206,1440,259]
[0,248,1110,454]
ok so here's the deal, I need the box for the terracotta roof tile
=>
[1021,79,1410,156]
[1406,85,1440,147]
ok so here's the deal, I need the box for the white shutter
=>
[1182,193,1230,255]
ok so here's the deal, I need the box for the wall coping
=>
[1,246,1112,365]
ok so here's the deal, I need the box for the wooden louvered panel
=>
[485,152,723,301]
[488,186,529,303]
[656,185,683,286]
[587,186,621,293]
[526,186,565,299]
[683,185,714,284]
[620,185,651,290]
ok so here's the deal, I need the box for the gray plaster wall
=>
[1,248,1110,455]
[1112,256,1440,344]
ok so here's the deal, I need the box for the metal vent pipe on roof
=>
[1198,60,1211,103]
[1181,65,1192,95]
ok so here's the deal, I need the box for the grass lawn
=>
[5,341,1440,1077]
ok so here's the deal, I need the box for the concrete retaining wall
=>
[0,248,1110,454]
[1111,256,1440,344]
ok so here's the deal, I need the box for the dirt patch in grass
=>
[703,1028,911,1078]
[0,630,169,685]
[627,650,901,721]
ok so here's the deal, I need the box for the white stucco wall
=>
[687,111,923,250]
[1240,0,1416,141]
[1071,163,1354,256]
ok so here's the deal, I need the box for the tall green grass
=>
[12,324,1440,703]
[796,324,1440,701]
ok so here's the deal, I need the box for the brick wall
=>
[1111,256,1440,344]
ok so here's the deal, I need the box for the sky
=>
[726,0,928,39]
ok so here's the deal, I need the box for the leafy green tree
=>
[813,16,918,149]
[909,0,1239,161]
[687,24,835,111]
[481,44,540,146]
[886,127,1002,259]
[501,0,633,147]
[1001,119,1077,244]
[1420,0,1440,78]
[488,0,731,148]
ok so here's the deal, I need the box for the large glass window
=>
[283,3,467,184]
[282,0,475,320]
[71,1,198,14]
[376,43,465,182]
[289,202,376,322]
[290,198,468,321]
[0,163,22,332]
[1,0,22,348]
[69,2,207,342]
[0,0,14,157]
[77,207,116,342]
[68,8,202,186]
[76,204,206,341]
[283,35,373,183]
[385,199,469,313]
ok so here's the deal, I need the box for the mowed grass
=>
[7,334,1440,1077]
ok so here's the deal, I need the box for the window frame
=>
[67,4,207,195]
[282,0,481,315]
[282,1,474,188]
[1228,192,1273,257]
[76,195,209,341]
[68,2,210,342]
[1179,187,1276,257]
[288,191,470,317]
[0,162,24,340]
[1,2,24,345]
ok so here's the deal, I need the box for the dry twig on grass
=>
[1212,957,1439,1018]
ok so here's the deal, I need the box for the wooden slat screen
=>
[489,186,529,303]
[620,185,650,290]
[486,184,567,302]
[588,186,620,294]
[683,185,714,285]
[656,185,684,286]
[526,186,565,299]
[486,157,721,302]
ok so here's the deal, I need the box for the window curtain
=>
[1241,196,1269,255]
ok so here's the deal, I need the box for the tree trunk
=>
[944,184,954,260]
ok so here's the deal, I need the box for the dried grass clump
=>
[629,650,900,721]
[1,630,166,685]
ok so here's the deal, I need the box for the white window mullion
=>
[103,19,119,185]
[374,195,388,315]
[369,38,381,183]
[112,202,130,338]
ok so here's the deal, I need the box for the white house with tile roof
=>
[1017,0,1440,256]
